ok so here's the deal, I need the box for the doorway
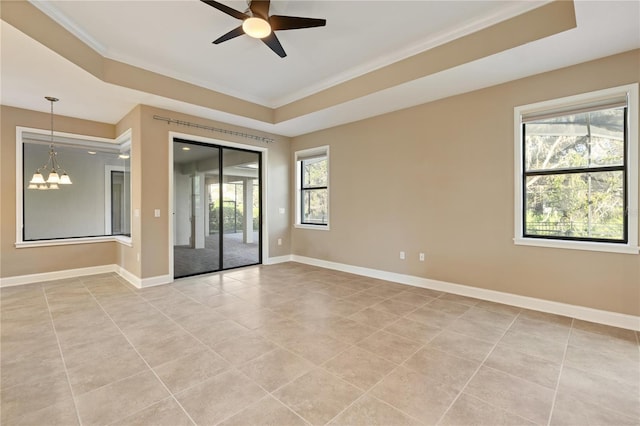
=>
[172,139,261,278]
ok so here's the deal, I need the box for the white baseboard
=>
[140,274,172,288]
[114,267,171,289]
[291,255,640,331]
[0,265,119,287]
[0,265,169,290]
[116,267,141,288]
[264,255,294,265]
[4,256,637,331]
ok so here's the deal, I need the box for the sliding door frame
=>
[168,131,268,280]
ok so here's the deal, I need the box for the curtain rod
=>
[153,115,274,144]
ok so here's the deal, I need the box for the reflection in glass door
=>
[221,148,261,269]
[173,140,261,278]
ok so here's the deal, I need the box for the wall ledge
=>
[291,255,640,332]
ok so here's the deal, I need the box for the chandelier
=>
[28,97,72,190]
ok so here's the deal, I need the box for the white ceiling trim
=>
[3,1,638,138]
[270,0,550,108]
[29,0,551,109]
[29,0,108,55]
[28,0,270,106]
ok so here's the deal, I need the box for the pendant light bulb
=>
[30,172,45,184]
[47,171,60,184]
[59,173,72,185]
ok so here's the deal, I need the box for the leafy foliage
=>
[301,157,328,224]
[524,107,625,240]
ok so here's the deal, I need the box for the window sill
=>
[295,224,330,231]
[16,235,132,249]
[514,237,639,254]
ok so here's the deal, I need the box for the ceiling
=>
[1,1,639,137]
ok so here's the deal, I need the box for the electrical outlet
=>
[419,253,425,261]
[399,251,405,260]
[277,238,282,246]
[136,253,140,262]
[154,209,160,217]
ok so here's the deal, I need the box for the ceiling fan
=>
[201,0,326,58]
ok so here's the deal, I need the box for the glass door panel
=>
[173,141,261,278]
[173,141,220,278]
[222,148,261,269]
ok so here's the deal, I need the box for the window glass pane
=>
[23,141,130,240]
[111,170,131,236]
[525,171,624,240]
[302,188,327,224]
[302,157,327,187]
[525,107,624,171]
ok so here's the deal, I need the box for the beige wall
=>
[0,106,117,277]
[2,46,636,314]
[133,105,291,279]
[1,104,290,281]
[291,49,640,316]
[2,0,576,126]
[115,105,142,278]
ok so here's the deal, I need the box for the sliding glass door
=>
[173,140,261,278]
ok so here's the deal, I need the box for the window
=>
[17,127,132,247]
[514,84,638,254]
[295,146,329,228]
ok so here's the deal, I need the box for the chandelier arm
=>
[30,96,70,190]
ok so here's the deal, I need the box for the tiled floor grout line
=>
[181,274,382,424]
[321,321,442,425]
[295,293,495,424]
[462,364,554,424]
[115,279,324,425]
[434,311,524,425]
[545,318,573,426]
[215,394,313,426]
[85,288,199,426]
[200,279,430,425]
[245,312,391,424]
[9,268,636,425]
[40,285,84,426]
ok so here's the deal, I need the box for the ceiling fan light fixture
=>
[242,17,271,38]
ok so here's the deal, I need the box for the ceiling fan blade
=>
[269,15,327,31]
[249,0,271,20]
[262,32,286,58]
[213,26,245,44]
[200,0,248,20]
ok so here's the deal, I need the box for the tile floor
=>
[1,262,639,425]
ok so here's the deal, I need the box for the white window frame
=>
[295,146,330,230]
[513,83,639,254]
[104,165,130,235]
[15,127,133,248]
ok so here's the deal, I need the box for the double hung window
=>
[514,84,638,253]
[295,146,329,228]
